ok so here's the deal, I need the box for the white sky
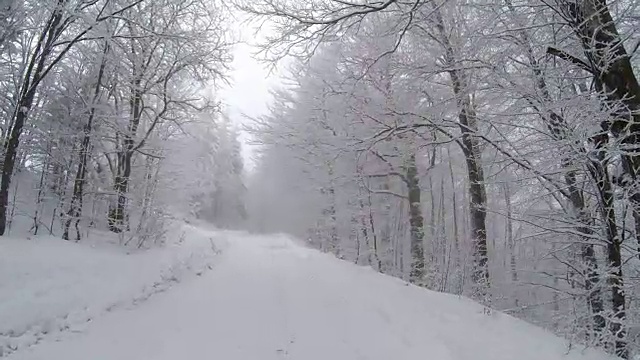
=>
[219,27,280,171]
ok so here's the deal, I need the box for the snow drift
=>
[0,222,225,356]
[6,231,618,360]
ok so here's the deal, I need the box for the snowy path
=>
[10,232,613,360]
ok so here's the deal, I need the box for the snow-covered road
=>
[9,232,614,360]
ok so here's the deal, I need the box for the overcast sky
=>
[218,22,281,171]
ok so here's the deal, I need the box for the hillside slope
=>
[0,223,224,356]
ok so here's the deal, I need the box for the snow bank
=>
[0,222,226,356]
[3,230,618,360]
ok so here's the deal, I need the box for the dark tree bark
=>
[546,0,638,355]
[0,0,67,235]
[364,181,382,271]
[405,153,425,284]
[107,16,181,234]
[108,57,142,233]
[445,67,490,296]
[109,149,133,233]
[456,104,489,295]
[565,163,607,338]
[0,0,139,236]
[430,5,490,296]
[502,3,608,336]
[325,166,339,255]
[503,184,518,289]
[587,138,626,358]
[63,43,109,240]
[447,147,463,294]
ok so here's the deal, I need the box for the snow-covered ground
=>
[4,228,616,360]
[0,222,226,356]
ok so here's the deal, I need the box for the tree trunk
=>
[431,5,490,296]
[549,9,637,353]
[358,197,370,266]
[109,61,142,233]
[503,183,519,307]
[109,156,131,233]
[588,141,627,358]
[447,147,463,293]
[64,43,108,240]
[0,0,67,235]
[452,87,489,296]
[366,182,382,271]
[406,153,425,285]
[460,124,489,296]
[32,147,50,236]
[323,165,339,255]
[559,4,638,354]
[504,5,609,338]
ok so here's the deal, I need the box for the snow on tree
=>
[239,0,640,357]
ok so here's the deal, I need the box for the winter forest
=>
[0,0,247,239]
[1,0,640,359]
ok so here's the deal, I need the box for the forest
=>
[0,0,639,358]
[240,0,640,358]
[0,0,246,245]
